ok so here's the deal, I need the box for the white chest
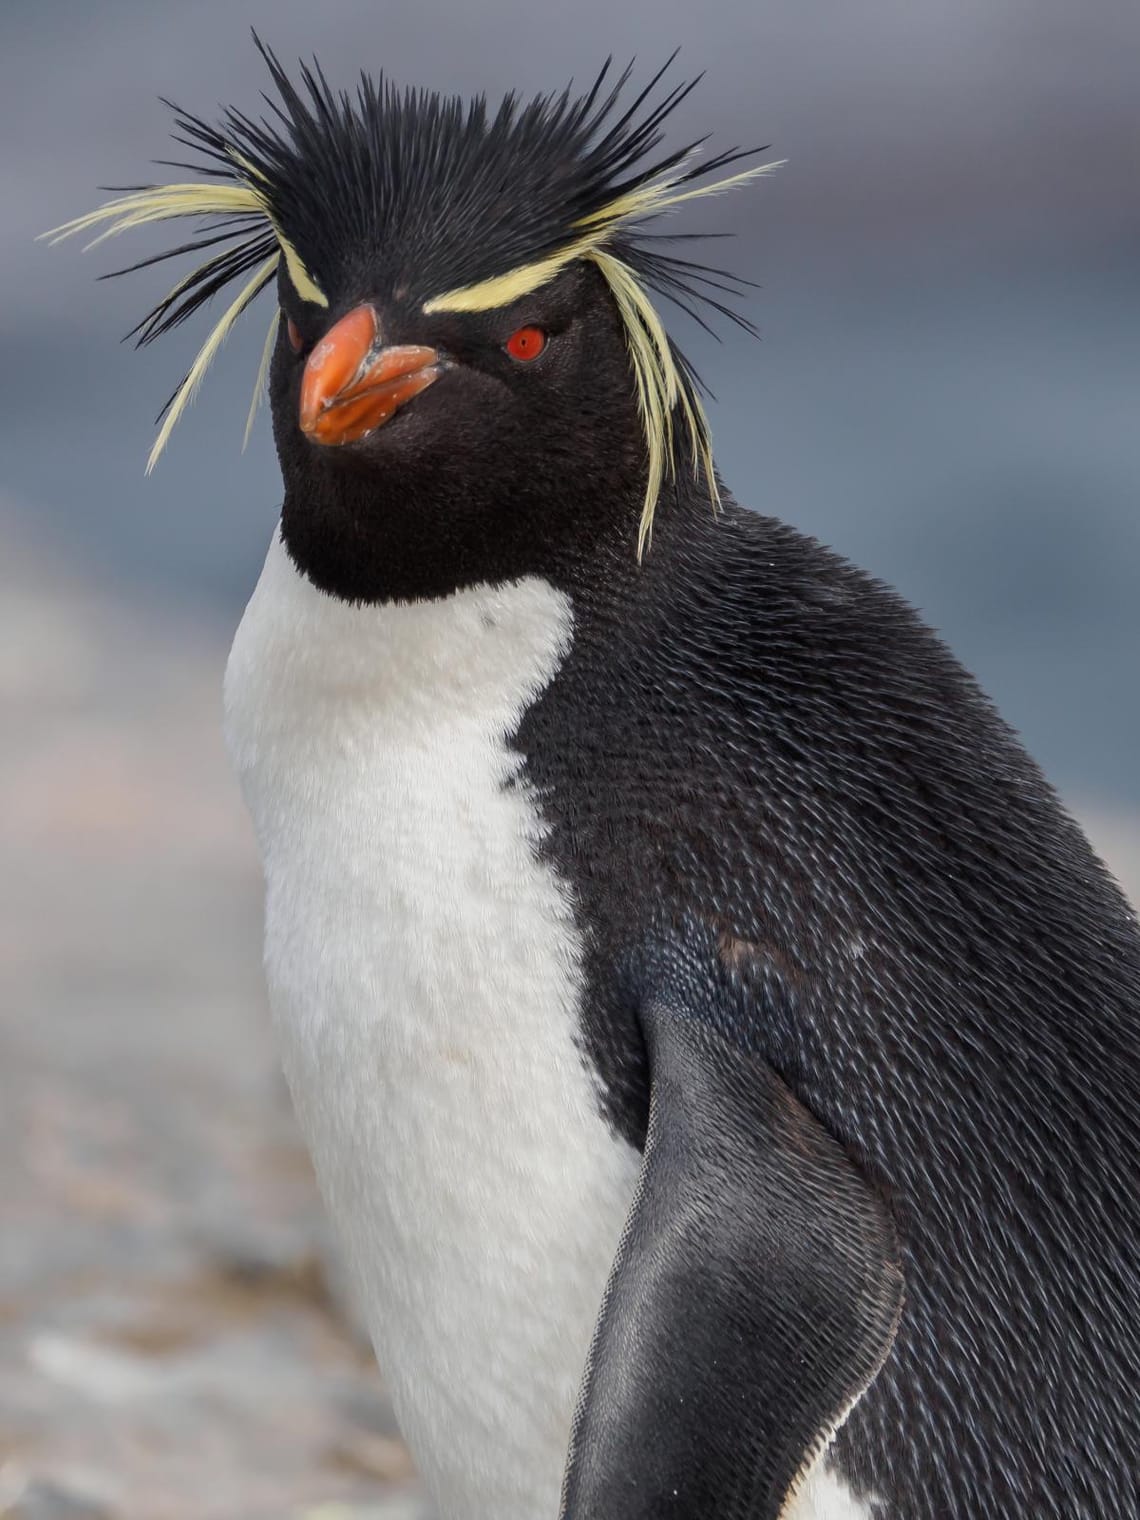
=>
[223,532,640,1520]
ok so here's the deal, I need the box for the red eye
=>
[505,326,547,362]
[286,316,303,353]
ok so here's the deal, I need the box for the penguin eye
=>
[286,316,304,354]
[504,326,547,362]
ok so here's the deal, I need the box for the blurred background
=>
[1,1,1137,1516]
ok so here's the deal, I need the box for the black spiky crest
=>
[46,36,779,540]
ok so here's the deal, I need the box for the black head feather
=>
[117,35,767,351]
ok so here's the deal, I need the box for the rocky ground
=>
[1,510,1137,1520]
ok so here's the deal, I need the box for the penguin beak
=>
[299,304,445,446]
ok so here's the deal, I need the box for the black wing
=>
[560,975,904,1520]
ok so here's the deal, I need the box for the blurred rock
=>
[0,1472,115,1520]
[299,1500,432,1520]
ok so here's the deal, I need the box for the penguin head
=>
[49,37,777,601]
[271,254,650,601]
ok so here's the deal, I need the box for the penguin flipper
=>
[560,989,904,1520]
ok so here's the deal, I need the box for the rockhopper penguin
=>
[51,39,1140,1520]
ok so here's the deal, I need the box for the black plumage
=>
[515,489,1140,1514]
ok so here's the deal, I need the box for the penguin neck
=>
[276,445,716,611]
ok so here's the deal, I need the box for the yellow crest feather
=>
[244,303,282,452]
[424,158,782,554]
[44,180,325,468]
[42,183,266,250]
[146,253,279,474]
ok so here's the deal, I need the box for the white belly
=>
[224,531,640,1520]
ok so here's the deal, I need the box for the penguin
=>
[50,39,1140,1520]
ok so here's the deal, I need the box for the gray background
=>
[1,4,1137,1516]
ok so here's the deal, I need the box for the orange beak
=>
[299,304,444,446]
